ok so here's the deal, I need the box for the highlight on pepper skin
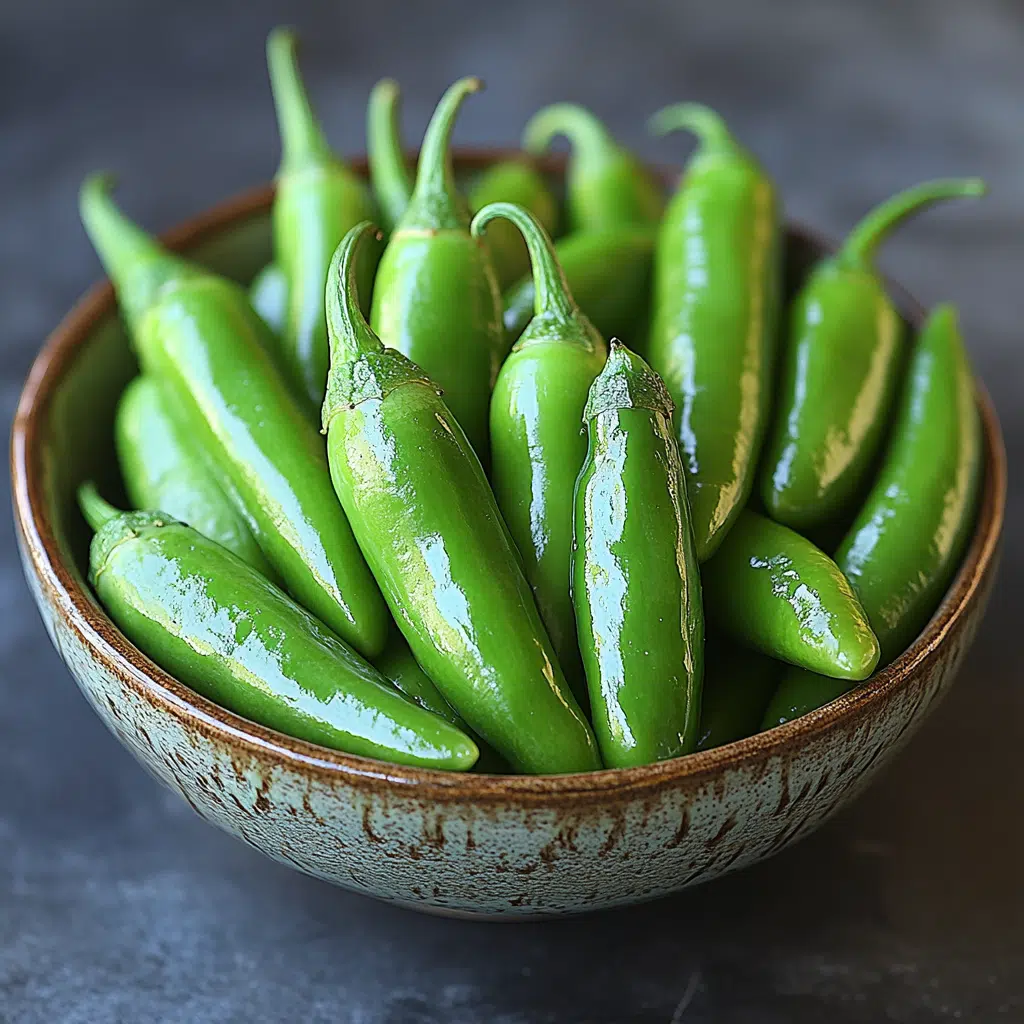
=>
[73,35,987,772]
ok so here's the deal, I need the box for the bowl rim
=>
[10,148,1007,803]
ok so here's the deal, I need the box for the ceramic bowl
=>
[11,151,1006,918]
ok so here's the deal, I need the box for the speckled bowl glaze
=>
[12,152,1005,918]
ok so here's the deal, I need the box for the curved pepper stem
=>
[267,27,335,175]
[523,103,663,231]
[523,102,622,169]
[323,223,434,428]
[367,78,414,232]
[325,221,386,366]
[647,102,741,159]
[401,76,482,232]
[839,178,987,269]
[79,173,199,331]
[471,202,576,324]
[78,482,121,533]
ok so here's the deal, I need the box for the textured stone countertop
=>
[2,1,1021,1020]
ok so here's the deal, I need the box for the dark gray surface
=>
[2,1,1021,1020]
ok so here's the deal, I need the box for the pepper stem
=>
[647,103,740,158]
[367,78,414,232]
[267,27,335,175]
[401,77,482,232]
[840,178,987,269]
[924,302,959,339]
[471,202,576,323]
[325,221,386,367]
[522,102,622,168]
[78,482,121,533]
[583,339,675,422]
[79,173,198,330]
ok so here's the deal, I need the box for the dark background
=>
[2,1,1022,1021]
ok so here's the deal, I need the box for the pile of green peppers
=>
[77,29,987,775]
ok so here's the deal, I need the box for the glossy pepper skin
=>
[374,629,466,730]
[502,225,655,349]
[647,104,781,562]
[268,28,378,416]
[760,672,851,731]
[762,178,986,530]
[78,485,477,770]
[473,202,606,698]
[79,174,388,659]
[369,78,503,460]
[523,103,663,232]
[323,223,600,775]
[573,342,704,768]
[764,304,983,727]
[468,161,559,289]
[703,509,880,680]
[115,376,277,582]
[373,632,511,774]
[696,642,780,751]
[249,262,287,338]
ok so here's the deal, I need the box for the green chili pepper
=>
[523,103,664,232]
[366,78,414,235]
[502,225,656,348]
[115,376,278,583]
[703,509,879,680]
[80,174,389,659]
[760,672,851,731]
[762,178,986,530]
[324,222,600,774]
[369,78,503,460]
[374,629,518,772]
[646,103,781,562]
[367,78,559,290]
[468,161,559,289]
[267,28,378,416]
[763,303,983,727]
[839,305,983,660]
[573,341,704,767]
[374,629,466,729]
[696,642,780,751]
[249,262,287,338]
[472,201,606,698]
[78,484,476,769]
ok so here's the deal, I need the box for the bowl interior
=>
[14,152,1004,790]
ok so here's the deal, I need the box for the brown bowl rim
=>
[10,148,1007,803]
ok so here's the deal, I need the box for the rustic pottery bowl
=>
[12,151,1005,918]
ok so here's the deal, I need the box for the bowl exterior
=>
[11,158,1005,918]
[15,503,998,917]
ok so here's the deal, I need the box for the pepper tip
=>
[645,108,671,138]
[372,76,400,97]
[266,25,299,52]
[80,170,117,204]
[926,301,959,333]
